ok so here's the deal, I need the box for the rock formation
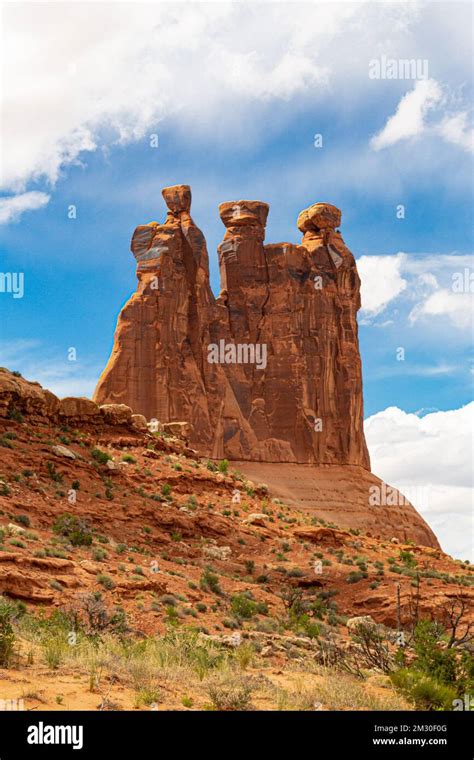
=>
[94,185,369,467]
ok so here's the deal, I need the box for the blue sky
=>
[0,1,472,558]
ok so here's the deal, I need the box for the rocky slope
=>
[0,369,438,548]
[0,369,471,710]
[0,368,467,625]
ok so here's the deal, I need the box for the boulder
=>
[131,413,148,431]
[346,615,377,632]
[243,513,268,527]
[162,421,191,440]
[52,444,76,460]
[59,397,99,419]
[99,403,133,425]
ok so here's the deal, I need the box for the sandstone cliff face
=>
[94,185,370,467]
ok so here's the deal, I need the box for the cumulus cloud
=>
[409,287,474,330]
[357,252,474,331]
[1,2,348,195]
[436,111,474,153]
[371,78,474,153]
[370,79,443,151]
[1,1,471,221]
[0,191,50,224]
[358,252,408,315]
[365,404,474,560]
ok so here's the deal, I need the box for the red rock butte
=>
[94,184,368,467]
[91,184,439,548]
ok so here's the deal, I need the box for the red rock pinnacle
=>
[93,185,370,467]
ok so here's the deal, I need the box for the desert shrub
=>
[399,550,417,568]
[347,570,367,584]
[218,459,229,474]
[41,632,68,670]
[159,594,177,607]
[92,547,108,562]
[350,622,394,673]
[0,600,16,667]
[53,514,93,546]
[390,669,456,710]
[244,560,255,575]
[200,569,222,595]
[7,407,23,423]
[122,454,136,463]
[46,461,63,483]
[91,448,111,465]
[230,594,267,620]
[411,620,457,685]
[14,515,30,528]
[207,673,254,710]
[97,574,115,590]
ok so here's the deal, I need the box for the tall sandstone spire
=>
[94,185,369,467]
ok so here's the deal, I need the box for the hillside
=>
[0,368,471,711]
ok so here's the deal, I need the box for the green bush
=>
[200,569,221,595]
[92,547,108,562]
[230,594,268,620]
[347,570,367,584]
[390,669,456,710]
[218,459,229,474]
[91,448,111,465]
[97,574,115,590]
[413,620,457,686]
[46,461,63,483]
[53,514,93,547]
[15,514,30,528]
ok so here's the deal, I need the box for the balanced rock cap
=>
[297,202,341,233]
[219,200,269,228]
[162,184,192,214]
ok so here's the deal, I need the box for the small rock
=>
[131,413,148,431]
[52,444,76,460]
[106,460,128,472]
[346,615,377,632]
[202,544,232,561]
[243,513,267,527]
[7,523,25,535]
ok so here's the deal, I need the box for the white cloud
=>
[358,252,407,315]
[409,287,474,329]
[365,404,474,560]
[370,79,443,150]
[1,0,471,221]
[357,252,474,331]
[1,2,351,195]
[370,78,473,153]
[436,111,474,153]
[0,191,50,224]
[0,340,100,399]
